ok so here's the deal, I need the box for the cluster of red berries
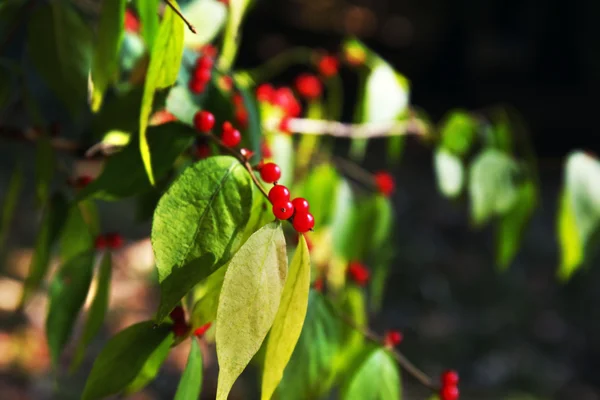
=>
[347,261,370,286]
[439,370,460,400]
[317,53,339,78]
[374,171,395,197]
[267,182,315,233]
[255,84,301,133]
[169,306,212,338]
[193,110,242,148]
[189,53,215,94]
[94,233,124,250]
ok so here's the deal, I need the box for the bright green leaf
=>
[140,1,185,184]
[468,149,520,226]
[183,0,227,49]
[440,110,477,156]
[82,321,174,400]
[135,0,159,49]
[336,286,366,374]
[152,156,253,322]
[272,133,294,188]
[297,163,339,226]
[59,202,94,262]
[46,251,95,365]
[495,181,537,270]
[341,347,401,400]
[191,265,226,328]
[262,234,311,400]
[434,148,464,198]
[79,123,195,201]
[27,2,91,115]
[216,222,287,400]
[174,338,204,400]
[124,332,173,394]
[0,162,23,254]
[218,0,251,70]
[558,191,583,280]
[70,252,112,371]
[34,135,55,207]
[20,193,69,307]
[331,180,360,261]
[90,0,126,111]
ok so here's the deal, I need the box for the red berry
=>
[195,144,211,159]
[201,44,217,58]
[291,198,309,214]
[94,235,107,250]
[374,171,395,197]
[313,278,323,292]
[194,110,215,133]
[222,121,234,134]
[279,117,292,133]
[221,127,241,147]
[268,185,290,204]
[271,87,301,116]
[196,55,213,70]
[440,385,459,400]
[194,67,212,83]
[441,370,459,387]
[232,93,244,107]
[106,232,124,249]
[295,74,322,99]
[75,175,93,188]
[384,330,403,347]
[259,162,281,183]
[347,261,370,286]
[173,321,189,337]
[261,141,272,158]
[292,212,314,233]
[273,201,294,220]
[194,322,212,337]
[124,9,140,33]
[189,79,205,94]
[318,55,339,77]
[256,84,274,102]
[169,306,185,322]
[235,108,248,128]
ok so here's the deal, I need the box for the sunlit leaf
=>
[262,234,311,400]
[219,0,251,69]
[124,333,173,394]
[71,252,112,371]
[0,162,23,253]
[434,148,464,198]
[90,0,126,111]
[216,222,287,400]
[439,110,477,156]
[82,321,174,400]
[140,1,184,184]
[174,338,203,400]
[341,347,401,400]
[152,156,253,322]
[190,265,226,328]
[271,133,294,188]
[46,251,95,365]
[134,0,159,49]
[183,0,227,49]
[296,163,339,227]
[336,286,366,374]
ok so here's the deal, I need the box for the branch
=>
[164,0,197,33]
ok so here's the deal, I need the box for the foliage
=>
[0,0,598,399]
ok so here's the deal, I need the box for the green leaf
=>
[27,2,91,115]
[262,234,311,400]
[59,202,94,262]
[336,286,367,373]
[124,333,173,394]
[140,1,185,184]
[191,265,226,328]
[90,0,126,111]
[152,156,253,322]
[272,133,294,188]
[277,291,343,400]
[219,0,251,70]
[174,338,203,400]
[82,321,174,400]
[439,110,477,156]
[238,85,263,162]
[79,123,195,201]
[558,191,583,280]
[215,222,287,400]
[0,162,23,254]
[495,181,537,270]
[341,347,401,400]
[183,0,227,49]
[46,251,95,365]
[34,135,55,207]
[468,149,520,226]
[20,193,69,307]
[70,252,112,371]
[297,163,340,226]
[135,0,159,49]
[331,179,359,260]
[434,148,464,198]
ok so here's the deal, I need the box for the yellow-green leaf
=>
[218,0,251,70]
[174,338,203,400]
[558,190,583,280]
[215,222,287,400]
[341,347,401,400]
[261,234,311,400]
[139,1,184,184]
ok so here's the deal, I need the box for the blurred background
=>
[1,0,600,399]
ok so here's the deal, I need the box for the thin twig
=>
[164,0,197,33]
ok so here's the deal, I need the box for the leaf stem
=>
[163,0,196,33]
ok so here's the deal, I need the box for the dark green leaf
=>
[20,193,69,307]
[90,0,126,111]
[434,148,464,199]
[215,222,287,400]
[70,252,112,371]
[0,162,23,254]
[34,134,55,208]
[79,122,195,201]
[174,338,203,400]
[124,333,173,394]
[140,0,185,184]
[439,110,477,156]
[135,0,159,49]
[59,202,94,262]
[82,321,174,400]
[238,85,262,162]
[27,2,91,115]
[152,156,253,322]
[341,347,401,400]
[46,251,95,365]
